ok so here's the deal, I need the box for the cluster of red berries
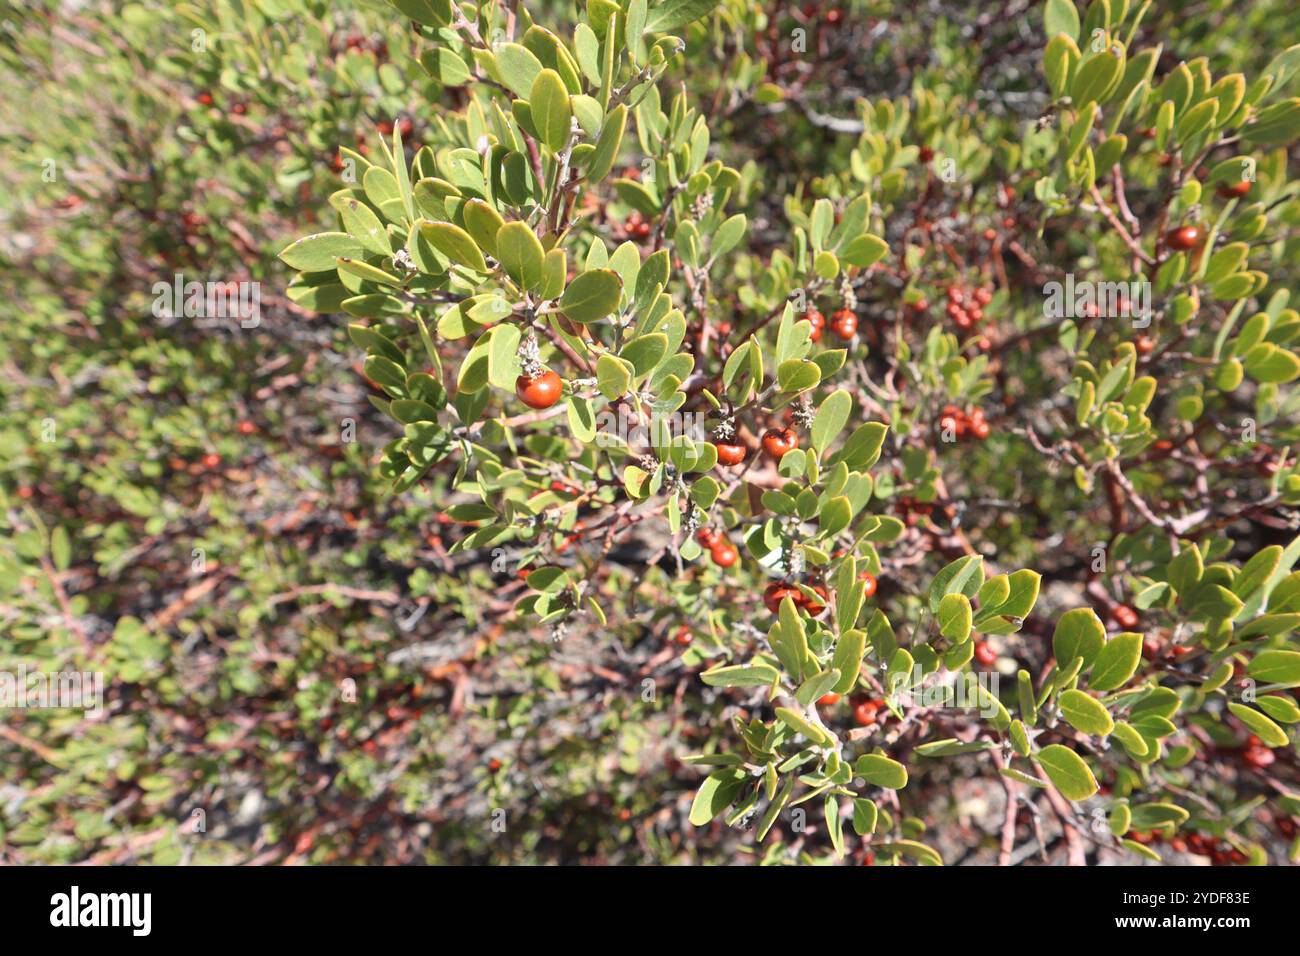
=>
[944,283,992,330]
[622,211,653,240]
[762,581,825,615]
[937,404,990,442]
[696,528,738,568]
[893,496,936,527]
[815,692,886,727]
[805,308,857,342]
[516,370,563,409]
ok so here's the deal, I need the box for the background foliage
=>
[2,0,1299,865]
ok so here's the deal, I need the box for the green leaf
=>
[496,221,546,290]
[830,630,866,694]
[937,593,973,643]
[585,104,627,183]
[1037,744,1098,801]
[1088,632,1142,691]
[1129,802,1190,828]
[1228,703,1289,747]
[596,353,632,399]
[559,269,623,323]
[339,200,392,256]
[818,496,852,538]
[688,768,747,826]
[775,707,833,747]
[1249,650,1300,686]
[621,333,668,376]
[700,662,780,687]
[1058,689,1115,736]
[530,69,572,151]
[1111,721,1150,758]
[420,220,488,272]
[459,199,505,257]
[278,232,363,272]
[928,555,984,614]
[854,754,909,790]
[645,0,722,32]
[1052,607,1106,668]
[811,389,852,455]
[1043,0,1080,41]
[494,42,544,98]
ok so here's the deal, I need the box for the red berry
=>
[197,92,214,106]
[237,420,256,435]
[761,427,798,460]
[516,370,563,409]
[974,641,997,666]
[764,582,801,614]
[1112,605,1139,629]
[918,146,934,163]
[817,692,841,707]
[715,442,747,466]
[973,287,992,306]
[971,419,990,441]
[852,700,880,726]
[859,572,878,598]
[829,309,857,341]
[696,528,721,548]
[1165,225,1203,251]
[1135,335,1154,355]
[674,626,693,647]
[710,541,738,568]
[201,453,221,469]
[1216,180,1251,199]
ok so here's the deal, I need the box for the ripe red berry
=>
[715,442,747,466]
[971,419,990,441]
[516,370,563,409]
[1244,744,1275,769]
[829,309,857,341]
[673,626,693,647]
[974,641,997,666]
[764,582,801,614]
[197,91,214,106]
[817,692,841,707]
[1216,180,1251,199]
[237,420,256,435]
[201,453,221,469]
[1135,335,1155,355]
[1165,225,1203,251]
[859,572,878,598]
[973,287,992,306]
[710,541,738,568]
[1112,604,1139,629]
[696,528,721,548]
[761,427,798,460]
[852,699,880,726]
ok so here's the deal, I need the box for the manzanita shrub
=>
[4,0,1300,865]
